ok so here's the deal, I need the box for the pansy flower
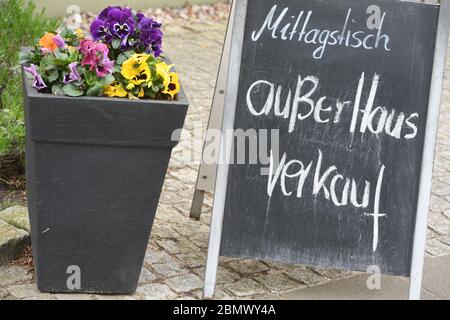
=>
[104,81,128,98]
[90,19,112,42]
[80,40,114,78]
[163,72,181,98]
[52,34,66,49]
[63,62,81,84]
[24,64,47,91]
[137,16,163,56]
[155,61,173,88]
[121,54,152,86]
[38,32,58,52]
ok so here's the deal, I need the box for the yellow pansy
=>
[121,54,152,86]
[104,82,128,98]
[138,87,145,98]
[74,29,85,39]
[155,61,173,88]
[163,72,181,99]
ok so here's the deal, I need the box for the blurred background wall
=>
[35,0,223,16]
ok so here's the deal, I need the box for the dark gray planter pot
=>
[22,71,188,294]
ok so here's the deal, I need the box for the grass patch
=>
[0,0,59,182]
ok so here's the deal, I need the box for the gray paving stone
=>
[176,252,206,268]
[7,284,54,300]
[284,267,329,286]
[310,267,354,280]
[166,274,204,293]
[137,284,177,300]
[0,265,32,286]
[226,260,270,275]
[254,272,303,293]
[224,278,266,298]
[426,238,450,256]
[144,247,174,265]
[152,261,189,278]
[193,266,239,284]
[138,267,158,284]
[428,213,450,235]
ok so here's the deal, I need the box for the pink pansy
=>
[80,39,114,77]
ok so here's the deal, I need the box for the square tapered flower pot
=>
[22,70,188,294]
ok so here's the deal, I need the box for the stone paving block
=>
[176,252,206,268]
[193,266,239,284]
[144,247,174,265]
[151,224,178,240]
[224,278,266,298]
[0,265,32,286]
[137,284,177,300]
[0,220,29,265]
[254,272,303,293]
[310,267,354,280]
[284,267,329,286]
[7,284,54,300]
[426,238,450,256]
[0,206,30,232]
[138,267,158,285]
[156,238,199,255]
[152,261,190,278]
[165,274,204,293]
[189,232,210,250]
[226,260,270,275]
[428,213,450,235]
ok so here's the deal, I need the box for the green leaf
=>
[112,38,121,50]
[51,84,64,95]
[47,69,59,83]
[54,52,69,60]
[152,85,160,92]
[86,83,103,97]
[124,50,135,58]
[98,74,115,86]
[116,54,127,66]
[63,84,84,97]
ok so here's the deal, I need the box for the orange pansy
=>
[39,32,58,51]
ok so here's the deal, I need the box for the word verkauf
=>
[267,148,386,252]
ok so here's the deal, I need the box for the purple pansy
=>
[91,6,136,50]
[24,64,47,91]
[63,62,81,84]
[90,7,163,54]
[52,34,65,48]
[90,19,112,42]
[137,16,163,56]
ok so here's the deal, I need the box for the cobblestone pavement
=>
[1,12,450,300]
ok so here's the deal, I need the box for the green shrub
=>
[0,0,59,160]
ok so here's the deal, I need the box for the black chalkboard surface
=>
[220,0,440,276]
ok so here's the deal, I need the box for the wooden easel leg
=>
[189,0,236,220]
[190,190,205,220]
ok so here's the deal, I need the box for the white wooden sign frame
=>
[202,0,450,300]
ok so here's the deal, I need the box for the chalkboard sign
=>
[218,0,442,277]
